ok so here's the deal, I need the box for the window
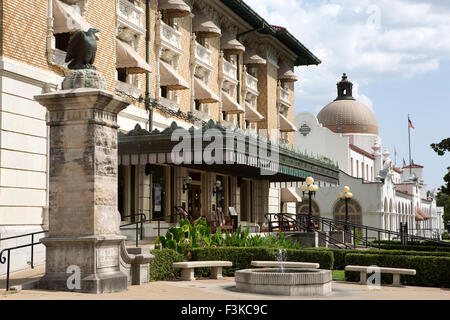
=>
[356,160,359,177]
[351,157,354,176]
[117,68,127,83]
[195,99,201,111]
[55,32,71,52]
[161,86,168,98]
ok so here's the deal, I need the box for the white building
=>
[294,74,444,239]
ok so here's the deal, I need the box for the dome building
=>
[317,74,379,153]
[294,74,444,239]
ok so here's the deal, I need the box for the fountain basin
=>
[235,268,332,296]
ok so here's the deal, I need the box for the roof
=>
[317,99,379,135]
[220,0,321,66]
[403,164,424,169]
[393,166,403,174]
[349,144,375,160]
[395,189,413,197]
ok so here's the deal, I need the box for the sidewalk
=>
[2,268,449,300]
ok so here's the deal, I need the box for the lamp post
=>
[338,186,353,232]
[300,177,319,232]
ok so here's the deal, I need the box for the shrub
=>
[189,247,334,277]
[306,247,450,270]
[150,249,185,281]
[375,243,450,252]
[344,253,450,288]
[155,218,300,255]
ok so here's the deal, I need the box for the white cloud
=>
[244,0,450,113]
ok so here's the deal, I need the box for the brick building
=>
[0,0,340,273]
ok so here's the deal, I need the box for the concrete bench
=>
[345,265,416,287]
[251,261,320,269]
[173,261,232,281]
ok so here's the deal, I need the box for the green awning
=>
[118,120,339,184]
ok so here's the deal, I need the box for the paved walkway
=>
[1,267,449,300]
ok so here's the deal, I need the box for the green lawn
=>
[332,270,346,281]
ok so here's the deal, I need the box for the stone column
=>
[34,87,130,293]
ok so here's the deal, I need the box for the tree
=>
[431,138,450,227]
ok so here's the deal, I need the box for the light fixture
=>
[300,177,319,232]
[183,176,192,193]
[338,186,353,231]
[213,180,222,196]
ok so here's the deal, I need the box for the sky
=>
[245,0,450,190]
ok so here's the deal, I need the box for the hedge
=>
[150,249,185,281]
[189,247,334,277]
[306,247,450,270]
[372,240,450,247]
[344,253,450,288]
[374,243,450,252]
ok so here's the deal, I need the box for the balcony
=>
[195,42,213,71]
[246,73,259,95]
[222,59,238,83]
[279,87,290,106]
[116,80,141,100]
[160,96,180,112]
[117,0,145,35]
[160,20,183,55]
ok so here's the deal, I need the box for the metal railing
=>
[265,213,450,249]
[0,230,47,291]
[0,214,168,291]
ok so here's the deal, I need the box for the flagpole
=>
[408,114,412,176]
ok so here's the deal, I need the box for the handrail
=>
[121,213,147,248]
[264,212,450,249]
[1,231,47,291]
[297,213,450,247]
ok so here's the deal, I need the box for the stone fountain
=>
[235,250,332,296]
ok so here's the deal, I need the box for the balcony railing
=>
[195,42,212,69]
[118,0,144,31]
[222,59,237,81]
[160,96,180,112]
[116,81,141,99]
[246,74,258,94]
[279,87,290,105]
[160,21,182,52]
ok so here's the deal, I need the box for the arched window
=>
[297,199,320,216]
[384,197,388,212]
[333,198,362,226]
[389,199,393,213]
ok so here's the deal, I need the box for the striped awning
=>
[415,209,424,221]
[281,188,302,203]
[417,207,431,220]
[280,114,298,132]
[53,0,92,34]
[245,102,264,122]
[278,64,298,82]
[244,48,266,65]
[221,31,245,54]
[158,0,191,17]
[222,91,244,114]
[116,39,152,74]
[194,78,220,103]
[160,60,190,90]
[192,11,221,38]
[118,122,340,184]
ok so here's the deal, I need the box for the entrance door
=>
[188,185,202,219]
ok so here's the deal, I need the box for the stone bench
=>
[251,261,320,269]
[173,261,232,281]
[345,265,416,287]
